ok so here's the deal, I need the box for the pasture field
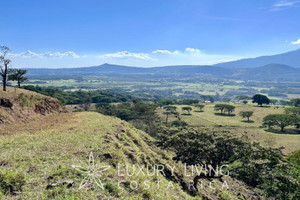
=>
[157,103,300,154]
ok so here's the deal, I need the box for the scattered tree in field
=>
[80,97,93,111]
[163,106,177,126]
[290,98,300,107]
[252,94,270,107]
[269,99,278,105]
[242,100,248,104]
[285,107,300,116]
[214,104,226,114]
[263,114,300,132]
[235,95,251,101]
[8,69,28,88]
[182,106,192,114]
[194,104,205,111]
[214,104,235,115]
[239,111,254,122]
[0,46,12,91]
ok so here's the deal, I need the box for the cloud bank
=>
[291,38,300,45]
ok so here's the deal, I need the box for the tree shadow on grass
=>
[181,113,192,116]
[214,113,236,117]
[264,128,300,135]
[241,120,254,123]
[194,111,204,113]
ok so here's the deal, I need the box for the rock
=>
[46,180,74,189]
[0,98,13,109]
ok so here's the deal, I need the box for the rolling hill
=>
[215,48,300,68]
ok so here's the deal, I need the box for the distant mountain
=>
[26,63,300,81]
[215,49,300,68]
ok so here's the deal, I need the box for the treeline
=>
[21,85,138,105]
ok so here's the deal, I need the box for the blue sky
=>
[1,0,300,68]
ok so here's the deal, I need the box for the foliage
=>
[239,111,254,122]
[194,104,205,111]
[290,98,300,107]
[285,107,300,116]
[171,119,188,127]
[252,94,270,106]
[214,104,235,115]
[8,69,28,88]
[263,114,300,132]
[182,106,192,114]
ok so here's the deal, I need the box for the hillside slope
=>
[0,111,263,199]
[215,48,300,68]
[0,87,65,125]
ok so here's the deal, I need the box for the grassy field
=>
[157,103,300,154]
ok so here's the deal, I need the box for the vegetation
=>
[0,46,12,91]
[239,111,254,122]
[263,114,300,132]
[182,106,192,114]
[252,94,270,107]
[194,104,205,112]
[8,69,28,88]
[214,104,235,115]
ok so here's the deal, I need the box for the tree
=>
[156,127,247,189]
[182,106,192,114]
[239,111,254,122]
[214,104,226,114]
[242,100,248,104]
[8,69,28,88]
[0,46,12,91]
[290,98,300,107]
[194,104,205,111]
[252,94,270,107]
[285,107,300,116]
[214,104,235,115]
[263,114,300,132]
[163,106,177,126]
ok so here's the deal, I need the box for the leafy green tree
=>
[290,98,300,107]
[242,100,248,104]
[182,106,192,114]
[252,94,270,107]
[156,127,246,188]
[8,69,28,88]
[224,104,235,115]
[239,111,254,122]
[285,107,300,116]
[214,104,226,114]
[214,104,235,115]
[157,99,173,108]
[194,104,205,111]
[263,114,300,132]
[163,106,177,126]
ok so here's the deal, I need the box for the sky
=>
[1,0,300,68]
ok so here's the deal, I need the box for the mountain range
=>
[26,48,300,81]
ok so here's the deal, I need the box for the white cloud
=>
[152,50,172,54]
[100,51,156,61]
[270,0,300,11]
[291,38,300,44]
[8,50,80,58]
[185,47,202,54]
